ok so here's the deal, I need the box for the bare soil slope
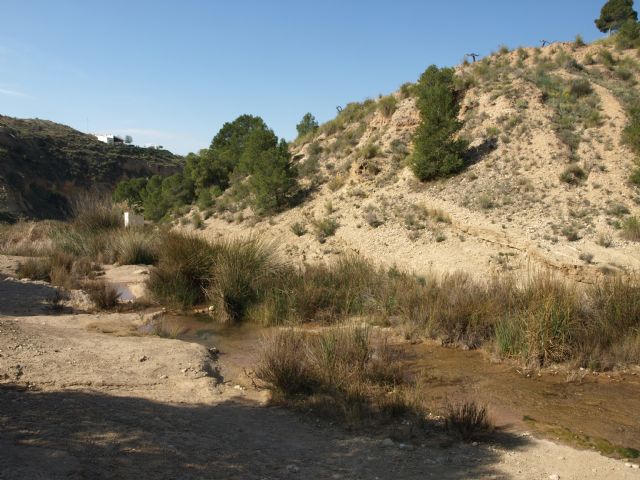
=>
[198,41,640,282]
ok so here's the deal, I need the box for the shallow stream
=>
[146,314,640,456]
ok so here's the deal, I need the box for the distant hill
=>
[0,115,183,220]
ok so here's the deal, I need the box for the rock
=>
[381,438,394,447]
[286,464,299,473]
[549,474,560,480]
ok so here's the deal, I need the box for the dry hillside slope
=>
[198,40,640,281]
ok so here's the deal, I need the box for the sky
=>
[1,0,611,155]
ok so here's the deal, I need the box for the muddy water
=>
[151,315,640,453]
[404,342,640,453]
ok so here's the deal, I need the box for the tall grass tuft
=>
[146,232,217,309]
[110,228,158,265]
[207,238,286,323]
[445,400,492,441]
[256,325,417,426]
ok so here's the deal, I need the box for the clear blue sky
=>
[1,0,609,154]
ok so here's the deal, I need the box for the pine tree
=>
[409,65,468,181]
[595,0,638,33]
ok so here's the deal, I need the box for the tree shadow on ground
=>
[0,277,63,316]
[0,386,530,480]
[465,137,498,166]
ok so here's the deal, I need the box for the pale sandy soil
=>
[194,42,640,285]
[1,256,639,479]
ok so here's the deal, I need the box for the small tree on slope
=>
[596,0,638,34]
[409,65,468,182]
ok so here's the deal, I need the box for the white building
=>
[95,134,124,145]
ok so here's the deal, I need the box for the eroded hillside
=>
[197,40,640,281]
[0,115,182,220]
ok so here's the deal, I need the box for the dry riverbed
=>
[1,257,639,479]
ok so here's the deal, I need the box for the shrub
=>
[16,257,52,281]
[445,401,492,441]
[84,280,121,310]
[569,79,593,97]
[110,229,158,265]
[146,232,217,308]
[72,196,121,233]
[597,232,613,247]
[621,216,640,241]
[478,194,494,210]
[206,238,285,323]
[361,143,381,159]
[409,66,468,181]
[378,95,398,118]
[190,211,203,229]
[615,19,640,49]
[560,164,588,184]
[290,222,307,236]
[256,326,417,426]
[363,207,384,228]
[312,218,339,242]
[256,330,316,396]
[562,225,581,241]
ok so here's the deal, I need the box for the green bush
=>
[409,66,468,181]
[378,95,398,118]
[110,229,158,265]
[146,232,217,308]
[621,216,640,241]
[312,217,339,242]
[560,164,588,184]
[290,222,307,236]
[615,19,640,48]
[206,238,285,323]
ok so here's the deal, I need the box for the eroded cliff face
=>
[0,116,183,220]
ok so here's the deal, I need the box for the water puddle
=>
[112,283,136,302]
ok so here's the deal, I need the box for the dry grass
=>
[84,280,121,310]
[445,400,493,441]
[110,228,158,265]
[146,231,217,309]
[256,325,425,428]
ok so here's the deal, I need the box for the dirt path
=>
[1,270,640,478]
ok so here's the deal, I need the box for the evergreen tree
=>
[248,139,298,213]
[296,113,319,137]
[409,65,468,181]
[596,0,638,33]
